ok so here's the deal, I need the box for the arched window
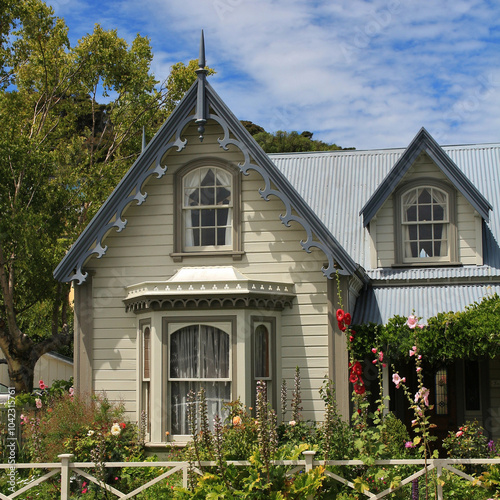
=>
[183,166,233,249]
[168,324,231,435]
[396,182,456,264]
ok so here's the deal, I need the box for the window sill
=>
[391,261,463,268]
[170,250,245,262]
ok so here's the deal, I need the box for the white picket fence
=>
[1,452,499,499]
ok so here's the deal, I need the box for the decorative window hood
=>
[124,266,295,312]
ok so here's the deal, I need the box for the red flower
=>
[338,321,346,332]
[354,383,366,395]
[349,372,358,383]
[351,361,363,376]
[120,422,126,429]
[336,309,345,322]
[344,313,352,325]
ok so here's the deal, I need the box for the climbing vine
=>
[351,293,500,363]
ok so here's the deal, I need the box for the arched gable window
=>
[183,167,232,249]
[173,161,242,260]
[395,181,457,265]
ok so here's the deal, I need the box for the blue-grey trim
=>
[360,127,492,227]
[54,77,367,284]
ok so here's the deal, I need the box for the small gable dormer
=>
[360,128,492,269]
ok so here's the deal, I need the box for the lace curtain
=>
[170,325,230,435]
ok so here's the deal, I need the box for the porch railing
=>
[1,452,499,499]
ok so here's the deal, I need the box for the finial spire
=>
[198,30,206,70]
[195,30,207,142]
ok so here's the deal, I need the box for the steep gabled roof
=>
[54,35,366,285]
[359,127,492,227]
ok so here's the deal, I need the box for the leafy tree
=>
[251,129,354,153]
[0,0,211,392]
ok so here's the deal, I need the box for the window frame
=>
[172,159,242,262]
[251,316,276,412]
[162,316,237,441]
[138,319,151,440]
[394,179,458,266]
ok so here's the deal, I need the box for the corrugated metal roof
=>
[271,143,500,279]
[271,143,500,324]
[353,283,500,325]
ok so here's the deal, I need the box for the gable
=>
[54,70,365,286]
[360,127,492,227]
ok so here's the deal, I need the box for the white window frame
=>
[394,180,457,265]
[138,319,151,441]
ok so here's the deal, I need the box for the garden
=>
[2,296,500,498]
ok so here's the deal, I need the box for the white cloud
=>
[46,0,500,149]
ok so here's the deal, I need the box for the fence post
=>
[436,460,443,500]
[302,451,317,500]
[183,463,188,489]
[58,453,74,500]
[302,450,316,472]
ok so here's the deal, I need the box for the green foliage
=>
[252,129,353,153]
[351,294,500,362]
[443,421,491,459]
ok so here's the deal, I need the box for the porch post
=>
[58,454,74,500]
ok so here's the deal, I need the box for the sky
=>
[46,0,500,150]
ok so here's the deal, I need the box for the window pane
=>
[405,205,417,222]
[420,241,432,258]
[200,326,230,378]
[200,187,215,205]
[435,368,448,415]
[170,327,199,378]
[418,188,431,203]
[143,327,151,379]
[419,224,432,240]
[433,204,445,221]
[216,186,231,205]
[418,204,431,221]
[255,325,270,378]
[201,208,215,226]
[201,227,215,246]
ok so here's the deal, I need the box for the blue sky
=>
[46,0,500,150]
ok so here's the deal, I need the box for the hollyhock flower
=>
[349,372,359,383]
[289,420,296,426]
[35,398,42,409]
[336,309,345,322]
[344,313,352,325]
[232,416,242,426]
[392,373,403,387]
[351,361,363,376]
[338,321,346,332]
[349,335,354,342]
[456,430,463,437]
[414,387,430,406]
[372,359,378,364]
[69,387,74,397]
[120,422,126,429]
[409,346,417,357]
[111,423,121,436]
[416,366,422,372]
[354,383,366,395]
[405,441,414,448]
[39,380,46,390]
[378,352,384,362]
[371,348,377,354]
[411,419,417,426]
[407,315,418,329]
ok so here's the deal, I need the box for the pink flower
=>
[69,387,74,397]
[414,387,430,406]
[35,398,42,409]
[456,430,463,437]
[407,315,418,329]
[409,345,417,356]
[416,366,422,372]
[392,373,403,388]
[372,359,378,364]
[371,348,377,354]
[39,380,46,390]
[405,441,414,448]
[378,352,384,362]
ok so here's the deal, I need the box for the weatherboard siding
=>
[86,120,331,423]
